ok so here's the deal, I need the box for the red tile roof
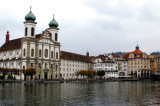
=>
[60,51,92,63]
[124,49,144,60]
[132,49,143,54]
[35,34,41,38]
[0,38,22,52]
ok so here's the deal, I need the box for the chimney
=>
[87,50,89,57]
[6,31,10,43]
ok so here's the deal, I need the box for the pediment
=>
[41,30,51,38]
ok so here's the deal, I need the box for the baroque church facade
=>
[0,7,61,80]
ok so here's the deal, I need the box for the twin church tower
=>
[0,7,61,80]
[24,6,59,41]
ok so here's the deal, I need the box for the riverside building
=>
[124,45,151,78]
[108,53,128,78]
[0,7,61,80]
[93,55,118,78]
[60,51,93,79]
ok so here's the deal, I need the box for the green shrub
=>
[7,75,13,79]
[0,75,5,79]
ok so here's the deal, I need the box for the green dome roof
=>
[136,44,139,50]
[49,15,58,28]
[25,10,36,21]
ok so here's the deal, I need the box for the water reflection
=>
[0,80,159,106]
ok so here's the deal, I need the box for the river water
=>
[0,80,160,106]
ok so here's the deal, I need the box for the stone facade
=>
[60,51,93,79]
[0,8,61,80]
[124,45,151,78]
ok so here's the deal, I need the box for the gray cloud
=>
[1,0,160,56]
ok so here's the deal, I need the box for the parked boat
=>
[151,71,160,80]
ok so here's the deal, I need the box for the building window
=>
[39,50,42,57]
[55,33,57,41]
[23,49,26,57]
[56,52,58,59]
[51,51,53,58]
[45,49,48,58]
[23,66,25,71]
[51,64,53,69]
[31,49,34,57]
[39,63,41,68]
[55,65,58,71]
[25,27,27,36]
[30,63,34,67]
[31,27,34,36]
[45,63,47,68]
[50,33,52,38]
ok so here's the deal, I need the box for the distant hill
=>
[107,52,126,55]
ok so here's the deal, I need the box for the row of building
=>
[0,7,156,80]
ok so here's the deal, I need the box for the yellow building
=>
[149,52,159,72]
[124,45,151,78]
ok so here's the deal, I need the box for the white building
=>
[108,53,128,78]
[0,7,61,80]
[60,51,93,79]
[93,55,118,79]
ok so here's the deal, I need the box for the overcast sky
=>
[0,0,160,56]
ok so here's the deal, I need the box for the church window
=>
[45,49,48,58]
[55,33,57,41]
[30,63,33,67]
[31,27,34,36]
[51,51,53,58]
[51,64,53,68]
[55,65,58,71]
[56,52,58,59]
[39,50,42,57]
[25,27,27,36]
[23,66,25,71]
[31,49,34,57]
[23,49,26,57]
[45,63,47,68]
[39,63,41,68]
[50,33,52,38]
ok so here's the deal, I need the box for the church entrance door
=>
[44,72,48,80]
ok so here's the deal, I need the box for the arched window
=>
[55,33,57,41]
[56,52,58,59]
[39,50,42,57]
[45,49,48,58]
[25,27,28,36]
[31,27,34,36]
[31,49,34,57]
[23,49,26,57]
[51,51,53,58]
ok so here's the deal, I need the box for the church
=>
[0,7,61,80]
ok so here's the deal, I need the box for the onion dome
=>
[25,7,36,21]
[49,15,58,28]
[136,44,139,50]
